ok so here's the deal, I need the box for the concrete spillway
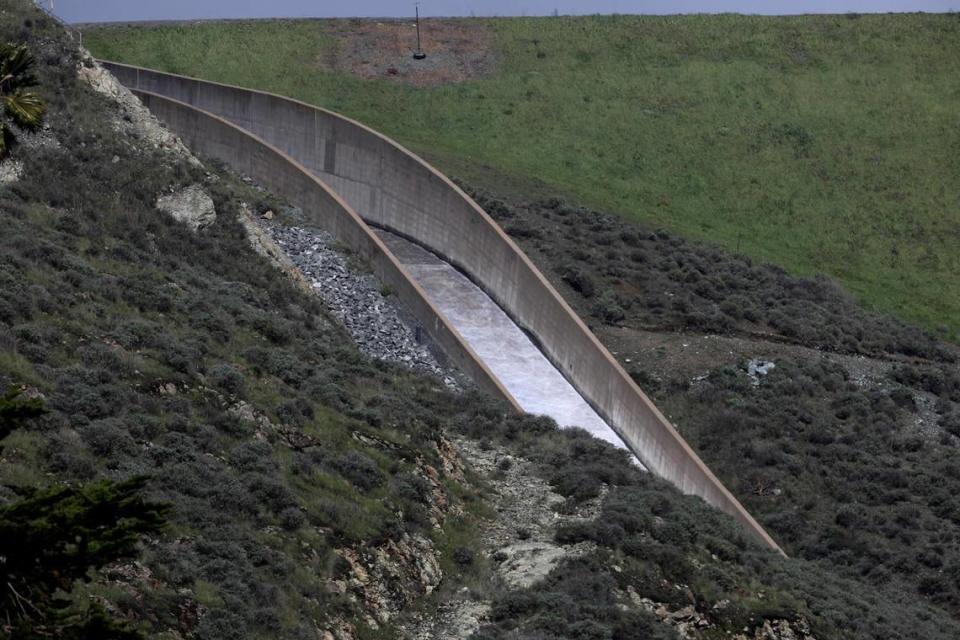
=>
[377,230,626,450]
[102,60,782,554]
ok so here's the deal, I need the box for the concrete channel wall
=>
[133,90,520,411]
[109,62,782,553]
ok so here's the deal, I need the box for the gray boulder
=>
[156,184,216,231]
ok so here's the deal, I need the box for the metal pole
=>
[413,3,426,60]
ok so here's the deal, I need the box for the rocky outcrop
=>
[333,533,443,628]
[434,436,467,484]
[156,184,217,231]
[78,56,198,162]
[76,61,218,236]
[325,444,462,635]
[497,540,568,589]
[748,619,816,640]
[0,159,23,186]
[627,588,817,640]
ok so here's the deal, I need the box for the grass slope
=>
[83,14,960,341]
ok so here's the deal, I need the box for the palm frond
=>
[0,43,45,158]
[3,90,45,129]
[0,44,38,91]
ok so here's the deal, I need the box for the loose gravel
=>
[257,220,460,389]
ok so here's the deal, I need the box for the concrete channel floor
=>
[375,229,630,453]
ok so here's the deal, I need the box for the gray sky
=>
[48,1,959,24]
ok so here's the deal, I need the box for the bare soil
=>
[318,19,495,87]
[399,437,601,640]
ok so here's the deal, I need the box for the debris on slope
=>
[746,358,776,386]
[459,436,600,587]
[238,202,313,293]
[258,220,460,388]
[627,591,817,640]
[402,436,602,640]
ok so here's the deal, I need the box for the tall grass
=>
[85,14,960,340]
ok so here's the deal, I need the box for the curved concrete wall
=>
[132,89,520,412]
[109,62,781,554]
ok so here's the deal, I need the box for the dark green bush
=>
[452,547,474,567]
[560,266,596,298]
[208,363,246,398]
[331,451,385,492]
[591,289,626,323]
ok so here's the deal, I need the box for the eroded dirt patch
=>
[319,19,495,87]
[399,436,600,639]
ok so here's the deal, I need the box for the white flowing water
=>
[376,229,631,453]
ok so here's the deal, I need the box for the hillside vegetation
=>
[4,3,960,638]
[468,184,960,628]
[83,14,960,341]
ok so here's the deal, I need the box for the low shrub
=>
[208,363,246,398]
[331,451,385,492]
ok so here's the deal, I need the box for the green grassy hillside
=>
[84,14,960,341]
